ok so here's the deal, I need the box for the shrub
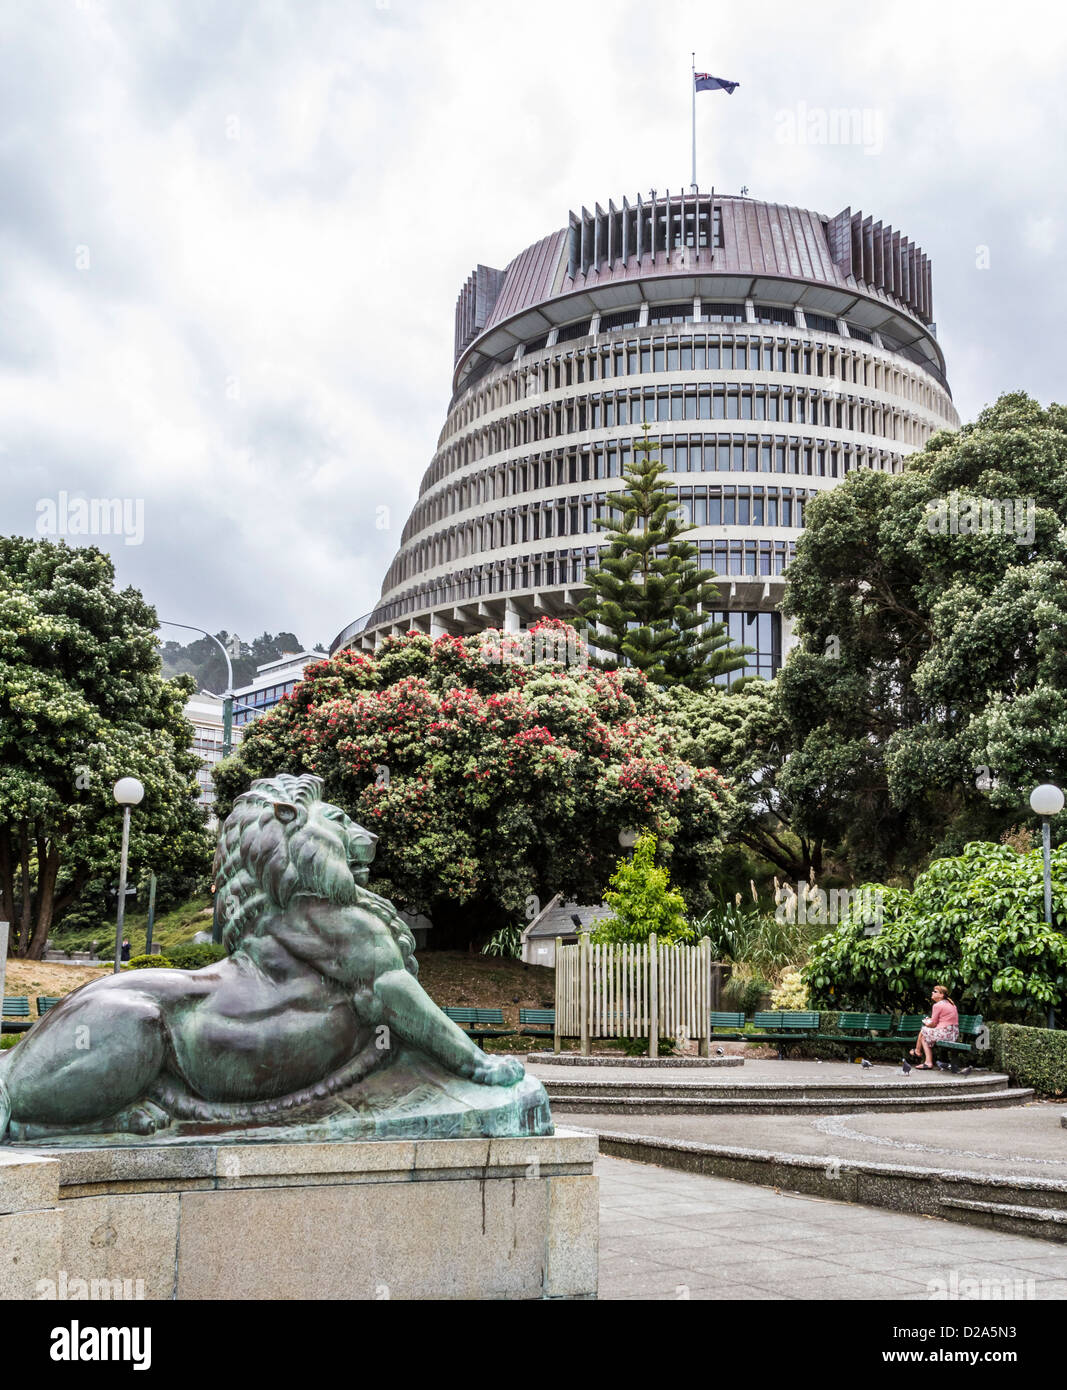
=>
[166,942,227,970]
[481,925,522,959]
[771,968,809,1010]
[723,967,770,1016]
[990,1023,1067,1097]
[805,842,1067,1017]
[591,835,689,945]
[0,1033,22,1050]
[621,1035,677,1057]
[691,893,824,974]
[124,954,170,970]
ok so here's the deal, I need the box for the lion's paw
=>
[471,1055,524,1088]
[114,1100,170,1135]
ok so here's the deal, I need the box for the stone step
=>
[940,1196,1067,1240]
[548,1087,1032,1116]
[543,1071,1010,1102]
[591,1129,1067,1242]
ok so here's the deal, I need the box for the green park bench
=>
[936,1014,984,1065]
[708,1011,747,1039]
[2,996,33,1034]
[518,1008,555,1038]
[442,1007,512,1041]
[832,1012,894,1059]
[891,1013,925,1042]
[748,1010,821,1057]
[36,996,61,1017]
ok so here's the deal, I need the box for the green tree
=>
[0,539,213,957]
[579,425,751,689]
[663,679,826,879]
[779,392,1067,880]
[590,833,689,944]
[213,621,735,947]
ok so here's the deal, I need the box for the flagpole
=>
[691,52,697,192]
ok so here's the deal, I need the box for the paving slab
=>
[596,1155,1067,1301]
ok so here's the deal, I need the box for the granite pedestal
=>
[0,1130,598,1300]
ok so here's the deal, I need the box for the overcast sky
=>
[1,0,1064,651]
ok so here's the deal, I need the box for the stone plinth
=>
[1,1131,598,1300]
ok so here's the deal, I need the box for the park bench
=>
[708,1011,747,1039]
[36,996,61,1017]
[934,1014,984,1067]
[442,1006,513,1041]
[832,1012,895,1060]
[2,996,33,1033]
[890,1013,925,1042]
[748,1010,821,1058]
[518,1008,555,1038]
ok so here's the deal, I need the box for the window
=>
[648,301,693,325]
[703,303,745,323]
[755,304,796,326]
[557,319,591,344]
[599,308,641,332]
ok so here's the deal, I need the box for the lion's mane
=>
[212,773,417,976]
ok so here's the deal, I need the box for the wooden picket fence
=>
[554,934,723,1058]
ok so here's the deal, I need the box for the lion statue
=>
[0,774,532,1142]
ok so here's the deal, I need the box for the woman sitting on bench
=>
[907,984,958,1070]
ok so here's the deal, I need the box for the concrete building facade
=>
[184,692,242,809]
[332,190,958,674]
[231,651,322,728]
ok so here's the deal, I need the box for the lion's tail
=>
[147,1034,386,1124]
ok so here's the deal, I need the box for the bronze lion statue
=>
[0,774,536,1142]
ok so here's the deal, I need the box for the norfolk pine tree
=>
[579,425,751,688]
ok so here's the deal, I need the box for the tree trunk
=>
[0,827,15,935]
[16,825,33,956]
[26,835,60,961]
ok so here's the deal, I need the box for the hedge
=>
[166,943,227,969]
[981,1022,1067,1097]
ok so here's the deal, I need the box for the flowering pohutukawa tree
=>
[214,620,735,948]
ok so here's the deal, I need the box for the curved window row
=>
[434,378,927,489]
[395,484,820,584]
[397,432,905,553]
[371,539,799,631]
[442,323,954,460]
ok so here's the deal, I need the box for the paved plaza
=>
[596,1155,1067,1301]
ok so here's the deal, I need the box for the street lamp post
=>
[1029,783,1064,1030]
[112,778,145,975]
[159,622,236,757]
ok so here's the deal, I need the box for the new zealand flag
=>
[695,73,739,94]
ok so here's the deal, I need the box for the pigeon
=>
[861,1058,873,1069]
[901,1057,912,1075]
[715,1047,724,1057]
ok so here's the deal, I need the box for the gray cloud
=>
[0,0,1064,651]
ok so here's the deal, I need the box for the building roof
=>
[523,896,613,940]
[453,190,940,393]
